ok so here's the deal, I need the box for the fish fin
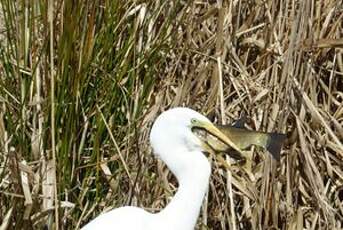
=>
[266,133,286,161]
[230,113,247,128]
[216,113,247,129]
[225,150,246,161]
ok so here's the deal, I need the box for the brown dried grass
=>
[0,1,342,229]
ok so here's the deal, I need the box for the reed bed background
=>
[0,1,342,229]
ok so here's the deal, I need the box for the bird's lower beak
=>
[191,120,244,156]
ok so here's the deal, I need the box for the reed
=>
[0,1,342,229]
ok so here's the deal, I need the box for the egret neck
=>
[156,148,211,230]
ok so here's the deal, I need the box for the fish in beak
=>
[190,119,250,160]
[191,116,286,161]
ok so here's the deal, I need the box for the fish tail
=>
[266,133,286,161]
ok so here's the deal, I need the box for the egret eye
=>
[191,118,197,124]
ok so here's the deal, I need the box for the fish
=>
[193,114,286,161]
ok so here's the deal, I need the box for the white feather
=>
[82,107,212,230]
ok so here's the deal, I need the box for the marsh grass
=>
[0,1,342,229]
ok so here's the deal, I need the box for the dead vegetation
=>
[0,0,342,229]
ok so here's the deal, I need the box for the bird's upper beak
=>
[191,120,245,157]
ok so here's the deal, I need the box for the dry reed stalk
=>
[0,0,342,229]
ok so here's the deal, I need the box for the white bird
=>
[82,107,245,230]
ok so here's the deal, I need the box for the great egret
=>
[82,107,285,230]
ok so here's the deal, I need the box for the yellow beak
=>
[191,119,246,158]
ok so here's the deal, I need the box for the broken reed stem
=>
[97,105,133,185]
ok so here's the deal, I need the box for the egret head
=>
[149,108,237,177]
[150,108,209,155]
